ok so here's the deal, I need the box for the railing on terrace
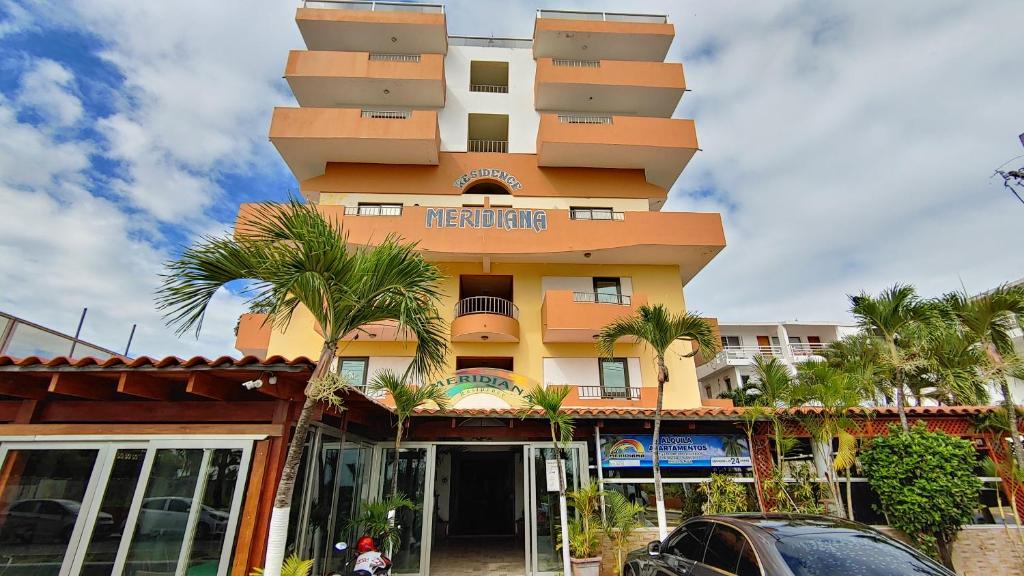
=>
[578,386,641,400]
[569,208,624,221]
[454,296,519,319]
[360,110,410,119]
[303,1,444,14]
[537,9,667,24]
[572,291,632,305]
[344,205,403,216]
[449,36,533,49]
[789,342,830,356]
[470,84,509,94]
[368,53,421,62]
[552,58,601,68]
[558,114,613,125]
[468,139,508,153]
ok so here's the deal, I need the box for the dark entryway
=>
[452,449,515,535]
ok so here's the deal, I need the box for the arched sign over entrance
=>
[452,168,524,191]
[433,367,534,409]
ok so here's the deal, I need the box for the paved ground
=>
[430,537,527,576]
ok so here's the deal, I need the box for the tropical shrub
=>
[345,494,417,553]
[250,555,313,576]
[860,423,982,568]
[698,474,748,514]
[603,491,646,575]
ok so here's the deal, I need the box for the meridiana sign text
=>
[425,207,548,232]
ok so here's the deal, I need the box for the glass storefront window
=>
[186,449,244,574]
[532,447,581,574]
[81,448,147,576]
[0,449,99,576]
[380,448,429,574]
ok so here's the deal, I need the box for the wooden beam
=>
[48,373,115,400]
[0,377,47,400]
[186,372,233,401]
[255,378,305,401]
[0,401,21,422]
[0,423,285,436]
[232,439,270,575]
[117,372,174,401]
[37,401,278,423]
[15,400,40,424]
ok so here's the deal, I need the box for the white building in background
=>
[697,321,859,401]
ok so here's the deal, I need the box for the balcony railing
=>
[558,113,613,125]
[368,53,421,62]
[552,58,601,68]
[573,291,632,305]
[537,9,667,24]
[303,1,444,14]
[470,84,509,94]
[468,139,508,153]
[360,110,410,119]
[578,386,641,400]
[344,205,403,216]
[454,296,518,319]
[790,343,830,356]
[569,208,624,221]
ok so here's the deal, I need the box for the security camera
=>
[268,374,277,385]
[242,379,263,390]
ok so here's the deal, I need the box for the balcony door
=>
[593,277,622,304]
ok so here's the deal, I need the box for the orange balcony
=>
[536,113,698,189]
[286,51,445,108]
[535,58,685,117]
[237,206,725,283]
[563,384,656,408]
[450,297,519,342]
[533,11,674,62]
[269,107,440,181]
[542,290,647,343]
[235,313,272,358]
[296,3,447,54]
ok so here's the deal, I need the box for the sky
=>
[0,0,1022,358]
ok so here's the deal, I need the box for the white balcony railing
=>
[537,9,666,24]
[790,343,830,356]
[558,114,613,125]
[360,110,410,119]
[552,58,601,68]
[569,208,624,221]
[572,291,632,305]
[469,84,509,94]
[368,53,421,62]
[303,1,444,14]
[700,343,832,375]
[454,296,518,319]
[468,139,508,153]
[344,205,403,216]
[578,386,641,400]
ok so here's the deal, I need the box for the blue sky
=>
[0,0,1023,358]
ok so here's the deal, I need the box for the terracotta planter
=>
[570,556,602,576]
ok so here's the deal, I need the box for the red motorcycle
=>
[334,536,392,576]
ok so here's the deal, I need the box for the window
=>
[593,277,622,304]
[741,375,751,387]
[664,521,711,561]
[569,206,620,221]
[736,540,761,576]
[775,532,949,575]
[705,385,712,399]
[599,358,629,396]
[704,523,752,574]
[721,336,741,348]
[724,377,732,392]
[337,358,369,389]
[788,336,802,344]
[469,60,509,93]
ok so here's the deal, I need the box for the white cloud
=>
[16,58,83,126]
[0,0,33,39]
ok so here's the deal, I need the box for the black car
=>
[624,514,955,576]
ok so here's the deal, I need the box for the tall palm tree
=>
[523,384,575,576]
[156,199,448,575]
[943,285,1024,467]
[368,369,450,498]
[792,361,866,520]
[850,284,934,431]
[922,328,989,406]
[597,304,718,539]
[746,355,795,464]
[822,333,889,405]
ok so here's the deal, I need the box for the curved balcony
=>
[451,296,519,342]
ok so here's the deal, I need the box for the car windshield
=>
[775,532,950,576]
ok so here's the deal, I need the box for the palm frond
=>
[368,369,450,421]
[596,304,718,363]
[523,385,574,444]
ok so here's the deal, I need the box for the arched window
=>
[463,181,510,195]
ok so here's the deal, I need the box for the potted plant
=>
[603,491,647,575]
[345,494,417,554]
[565,482,604,576]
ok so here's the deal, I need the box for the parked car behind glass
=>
[624,514,955,576]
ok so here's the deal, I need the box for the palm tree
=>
[922,328,989,406]
[156,199,448,575]
[602,491,647,575]
[823,333,889,405]
[792,361,866,519]
[523,384,574,576]
[368,369,450,498]
[746,355,795,464]
[850,284,934,431]
[943,285,1024,467]
[597,304,718,539]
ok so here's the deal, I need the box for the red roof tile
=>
[0,355,315,370]
[413,405,1004,419]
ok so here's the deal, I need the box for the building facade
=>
[697,321,859,400]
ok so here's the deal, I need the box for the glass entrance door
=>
[374,444,435,575]
[525,442,588,576]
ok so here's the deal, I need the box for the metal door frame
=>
[525,441,590,576]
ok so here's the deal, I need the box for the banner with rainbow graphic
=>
[600,434,752,469]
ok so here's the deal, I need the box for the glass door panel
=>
[528,444,586,576]
[379,447,429,574]
[185,448,244,575]
[80,448,147,576]
[123,448,205,575]
[321,443,371,575]
[0,448,100,576]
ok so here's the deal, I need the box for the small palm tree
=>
[156,199,449,575]
[822,333,889,405]
[922,327,988,406]
[943,285,1024,467]
[746,355,795,463]
[368,369,450,498]
[603,491,646,575]
[345,494,417,554]
[792,361,866,519]
[850,284,934,431]
[597,304,717,539]
[523,384,574,576]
